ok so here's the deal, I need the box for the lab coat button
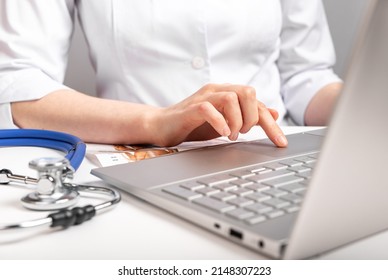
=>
[191,56,205,69]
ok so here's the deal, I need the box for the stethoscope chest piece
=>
[21,158,79,211]
[0,129,121,231]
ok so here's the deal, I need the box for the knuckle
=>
[244,86,257,98]
[196,101,212,114]
[222,92,238,104]
[199,83,217,96]
[246,89,257,102]
[203,83,216,91]
[257,100,267,110]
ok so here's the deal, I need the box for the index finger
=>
[257,102,288,147]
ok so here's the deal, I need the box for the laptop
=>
[91,0,388,259]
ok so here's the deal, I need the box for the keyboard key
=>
[245,192,271,202]
[228,197,254,207]
[163,185,203,201]
[303,162,316,169]
[299,179,311,186]
[247,169,295,183]
[230,179,253,187]
[287,166,311,173]
[180,181,205,190]
[196,187,220,196]
[229,170,255,179]
[193,197,235,213]
[246,183,271,192]
[284,205,301,213]
[248,166,268,173]
[278,159,303,167]
[263,162,288,170]
[262,188,288,197]
[198,174,237,186]
[245,202,273,214]
[280,193,303,204]
[262,175,304,188]
[296,170,313,179]
[279,183,306,193]
[245,215,267,225]
[265,209,285,219]
[226,208,255,220]
[296,173,312,181]
[263,198,291,209]
[211,192,237,201]
[229,187,254,196]
[213,183,238,191]
[293,156,316,164]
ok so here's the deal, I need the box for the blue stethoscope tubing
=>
[0,128,86,170]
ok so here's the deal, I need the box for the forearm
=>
[11,90,160,144]
[304,82,343,126]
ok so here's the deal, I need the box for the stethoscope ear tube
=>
[0,129,86,170]
[0,183,121,231]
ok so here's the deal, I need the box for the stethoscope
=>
[0,129,121,231]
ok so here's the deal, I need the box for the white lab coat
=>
[0,0,341,128]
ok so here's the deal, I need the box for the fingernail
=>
[275,135,288,147]
[223,126,231,137]
[230,132,239,141]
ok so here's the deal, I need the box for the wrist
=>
[140,106,166,146]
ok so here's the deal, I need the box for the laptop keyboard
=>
[161,152,318,226]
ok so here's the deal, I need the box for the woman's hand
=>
[150,84,288,147]
[12,84,287,147]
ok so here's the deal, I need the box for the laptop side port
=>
[229,228,243,240]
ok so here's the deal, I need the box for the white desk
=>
[1,126,388,260]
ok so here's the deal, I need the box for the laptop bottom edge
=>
[121,185,291,259]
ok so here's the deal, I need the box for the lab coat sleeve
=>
[278,0,342,125]
[0,0,75,128]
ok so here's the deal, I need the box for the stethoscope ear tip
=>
[0,169,13,184]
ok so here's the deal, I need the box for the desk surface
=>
[1,126,388,260]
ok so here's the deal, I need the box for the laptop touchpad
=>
[235,132,323,159]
